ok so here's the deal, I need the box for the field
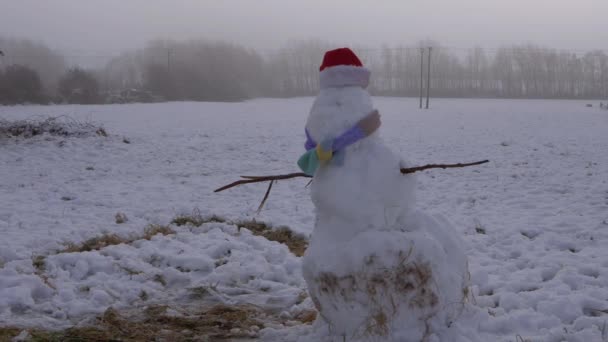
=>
[1,98,607,341]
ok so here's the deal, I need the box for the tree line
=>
[1,36,607,104]
[0,37,102,105]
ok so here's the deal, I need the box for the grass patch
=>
[474,220,486,235]
[0,328,21,341]
[62,234,125,253]
[0,326,114,342]
[171,212,225,227]
[188,283,219,300]
[115,212,128,224]
[0,303,283,341]
[153,274,167,287]
[0,116,107,139]
[61,225,175,254]
[295,309,317,324]
[143,224,176,240]
[475,226,486,234]
[32,256,46,272]
[238,221,308,257]
[171,212,308,257]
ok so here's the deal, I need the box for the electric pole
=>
[167,48,172,75]
[419,47,424,109]
[426,47,432,109]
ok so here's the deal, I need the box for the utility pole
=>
[419,47,424,109]
[426,46,432,109]
[167,48,172,75]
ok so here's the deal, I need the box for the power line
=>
[3,45,608,60]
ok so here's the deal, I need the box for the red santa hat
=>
[319,48,370,89]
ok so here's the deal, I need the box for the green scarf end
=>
[297,149,319,176]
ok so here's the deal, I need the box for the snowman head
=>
[306,48,376,150]
[318,48,370,90]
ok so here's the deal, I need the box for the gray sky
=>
[2,0,607,57]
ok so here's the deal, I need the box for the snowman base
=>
[302,223,470,342]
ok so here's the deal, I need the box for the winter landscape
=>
[1,97,607,341]
[3,1,608,341]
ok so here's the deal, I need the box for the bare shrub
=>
[0,116,106,139]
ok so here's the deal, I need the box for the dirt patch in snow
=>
[0,304,316,341]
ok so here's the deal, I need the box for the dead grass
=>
[364,311,389,337]
[152,274,167,287]
[295,309,317,325]
[62,233,125,253]
[0,116,107,140]
[32,256,45,272]
[237,220,308,257]
[142,224,176,240]
[115,212,128,224]
[0,328,21,342]
[0,326,113,342]
[61,225,175,254]
[0,303,297,341]
[171,211,308,257]
[171,211,225,227]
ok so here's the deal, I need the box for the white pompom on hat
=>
[319,48,371,89]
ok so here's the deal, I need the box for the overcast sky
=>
[2,0,607,56]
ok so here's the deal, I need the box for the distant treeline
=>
[1,36,608,104]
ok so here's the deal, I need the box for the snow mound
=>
[0,221,306,329]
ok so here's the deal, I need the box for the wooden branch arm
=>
[214,160,489,193]
[400,160,489,174]
[214,172,311,192]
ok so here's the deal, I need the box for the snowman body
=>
[301,49,470,342]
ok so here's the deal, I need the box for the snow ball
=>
[0,245,19,264]
[90,289,113,306]
[58,288,75,302]
[264,245,288,264]
[161,268,191,288]
[52,309,67,320]
[11,330,30,342]
[209,242,232,259]
[1,285,36,313]
[30,281,54,302]
[471,269,489,287]
[498,292,524,312]
[72,259,89,280]
[537,297,582,324]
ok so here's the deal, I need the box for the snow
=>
[1,98,608,341]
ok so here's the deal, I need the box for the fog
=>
[2,0,608,104]
[2,0,607,54]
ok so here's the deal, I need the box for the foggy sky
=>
[2,0,607,56]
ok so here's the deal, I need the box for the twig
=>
[257,180,274,214]
[214,172,310,193]
[400,160,489,174]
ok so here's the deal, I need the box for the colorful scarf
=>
[297,110,381,176]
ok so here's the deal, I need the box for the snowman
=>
[299,48,471,342]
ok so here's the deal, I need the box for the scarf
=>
[297,110,381,176]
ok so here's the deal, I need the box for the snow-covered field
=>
[1,98,607,341]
